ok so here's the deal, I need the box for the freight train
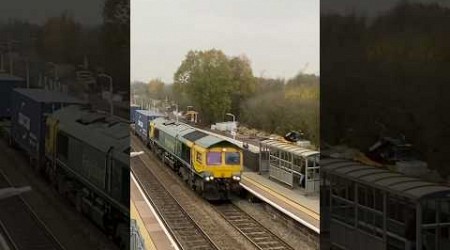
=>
[7,88,129,249]
[46,105,130,247]
[133,113,243,200]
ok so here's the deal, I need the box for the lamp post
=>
[47,62,58,91]
[175,104,179,123]
[226,113,235,123]
[186,106,194,123]
[98,73,113,116]
[25,58,30,88]
[47,62,58,80]
[226,113,236,139]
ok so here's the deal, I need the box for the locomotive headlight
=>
[204,172,214,182]
[232,175,241,181]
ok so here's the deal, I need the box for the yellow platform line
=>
[242,176,320,221]
[131,198,157,250]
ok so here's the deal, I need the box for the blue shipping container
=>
[0,74,25,118]
[11,88,84,161]
[130,104,140,123]
[135,110,163,141]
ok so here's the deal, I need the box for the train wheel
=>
[182,169,189,183]
[188,175,195,190]
[194,178,204,195]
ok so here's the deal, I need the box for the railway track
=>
[132,134,298,250]
[131,156,219,250]
[214,203,294,250]
[0,171,64,250]
[131,136,256,250]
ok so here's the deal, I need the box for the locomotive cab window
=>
[196,151,202,163]
[207,152,221,165]
[225,152,240,165]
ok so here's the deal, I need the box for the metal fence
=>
[130,219,145,250]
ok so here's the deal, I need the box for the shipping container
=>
[130,104,140,123]
[10,88,85,162]
[135,110,163,142]
[0,74,25,118]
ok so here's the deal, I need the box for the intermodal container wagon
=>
[135,110,163,142]
[130,104,140,123]
[0,74,25,118]
[11,88,85,162]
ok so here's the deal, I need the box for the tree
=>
[101,0,130,92]
[174,49,234,123]
[240,74,320,147]
[38,12,81,63]
[148,79,165,99]
[285,73,319,100]
[228,55,257,118]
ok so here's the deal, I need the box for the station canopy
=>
[322,158,450,201]
[260,139,319,158]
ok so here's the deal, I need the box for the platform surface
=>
[241,171,320,232]
[131,176,175,250]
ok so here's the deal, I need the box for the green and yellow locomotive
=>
[148,118,243,200]
[45,105,130,248]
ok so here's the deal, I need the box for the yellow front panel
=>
[192,145,243,178]
[192,146,206,173]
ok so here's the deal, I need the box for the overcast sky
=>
[131,0,319,83]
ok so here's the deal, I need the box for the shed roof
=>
[322,158,450,201]
[260,139,319,157]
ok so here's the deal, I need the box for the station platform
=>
[240,171,320,233]
[130,174,176,250]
